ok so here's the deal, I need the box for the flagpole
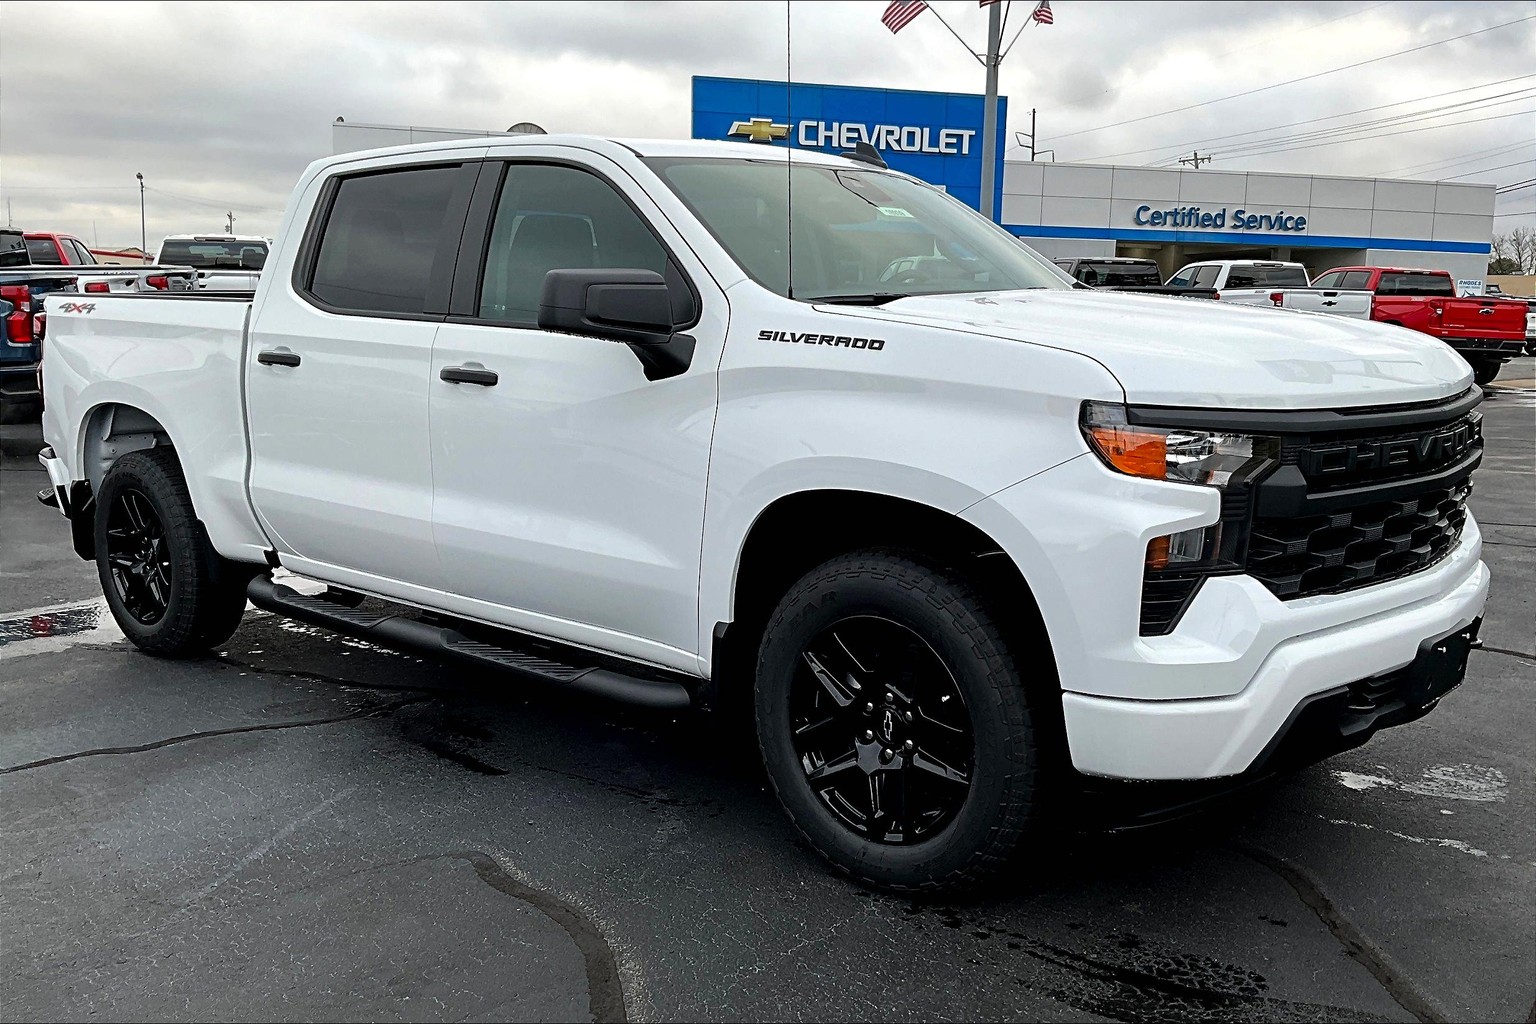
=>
[979,0,1002,221]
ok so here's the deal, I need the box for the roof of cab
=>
[321,133,883,172]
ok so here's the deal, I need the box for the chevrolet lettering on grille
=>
[1297,417,1480,479]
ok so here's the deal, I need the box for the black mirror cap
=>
[538,268,696,381]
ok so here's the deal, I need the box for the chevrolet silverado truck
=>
[1314,266,1527,384]
[1166,260,1372,318]
[155,234,268,291]
[38,137,1488,892]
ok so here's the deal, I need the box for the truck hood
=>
[831,289,1473,409]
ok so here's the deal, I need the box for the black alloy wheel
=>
[104,488,172,625]
[790,615,976,845]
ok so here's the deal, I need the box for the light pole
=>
[136,172,146,260]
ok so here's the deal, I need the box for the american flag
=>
[1032,0,1054,25]
[882,0,928,33]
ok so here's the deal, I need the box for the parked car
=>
[0,267,100,422]
[1165,260,1372,318]
[20,231,196,292]
[156,235,269,291]
[39,136,1487,892]
[1053,257,1163,288]
[1314,266,1527,384]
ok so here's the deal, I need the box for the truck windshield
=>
[1225,265,1309,288]
[647,157,1066,301]
[158,240,268,269]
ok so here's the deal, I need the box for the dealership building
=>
[333,75,1496,291]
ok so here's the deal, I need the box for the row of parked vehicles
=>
[0,229,270,421]
[1054,256,1534,385]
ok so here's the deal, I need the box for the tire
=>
[94,447,249,656]
[1469,357,1502,386]
[755,550,1041,893]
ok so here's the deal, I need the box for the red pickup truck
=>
[1314,266,1526,384]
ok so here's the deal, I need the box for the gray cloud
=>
[1,0,1531,247]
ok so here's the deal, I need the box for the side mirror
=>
[538,268,695,380]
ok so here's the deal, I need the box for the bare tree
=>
[1491,227,1536,274]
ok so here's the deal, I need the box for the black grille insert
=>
[1248,479,1470,599]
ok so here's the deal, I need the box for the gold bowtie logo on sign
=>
[728,117,790,142]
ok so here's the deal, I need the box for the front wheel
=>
[755,550,1042,892]
[95,448,249,656]
[1469,357,1502,386]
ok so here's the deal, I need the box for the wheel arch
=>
[78,401,177,494]
[711,489,1063,749]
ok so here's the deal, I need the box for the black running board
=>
[246,576,693,710]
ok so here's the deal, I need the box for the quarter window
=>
[478,163,669,324]
[310,165,462,315]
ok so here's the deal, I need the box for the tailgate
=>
[1285,289,1373,318]
[1440,297,1526,338]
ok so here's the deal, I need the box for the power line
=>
[1151,91,1536,164]
[1384,139,1536,178]
[1043,13,1536,146]
[1497,178,1536,194]
[1030,1,1394,129]
[1445,159,1536,182]
[1076,75,1536,163]
[1151,107,1535,167]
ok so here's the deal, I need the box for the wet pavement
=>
[2,362,1532,1023]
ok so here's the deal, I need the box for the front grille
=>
[1247,479,1470,599]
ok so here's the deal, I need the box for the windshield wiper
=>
[801,292,909,305]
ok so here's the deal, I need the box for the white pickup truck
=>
[1167,259,1373,318]
[155,234,269,291]
[38,136,1488,892]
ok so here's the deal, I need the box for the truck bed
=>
[40,291,266,561]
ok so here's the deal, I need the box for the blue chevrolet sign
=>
[691,76,1007,219]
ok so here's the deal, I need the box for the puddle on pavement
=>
[0,601,123,654]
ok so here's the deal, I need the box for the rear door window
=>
[1340,270,1372,290]
[1311,271,1343,289]
[68,239,97,264]
[1191,265,1221,288]
[308,165,465,315]
[25,237,61,264]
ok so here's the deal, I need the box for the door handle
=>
[440,365,499,386]
[257,350,301,367]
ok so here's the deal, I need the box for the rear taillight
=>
[1,284,34,343]
[83,280,109,293]
[1269,291,1284,307]
[146,275,169,290]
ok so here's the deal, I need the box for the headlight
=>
[1080,401,1279,489]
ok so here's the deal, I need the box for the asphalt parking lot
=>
[2,362,1532,1024]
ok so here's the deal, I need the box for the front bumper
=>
[1060,548,1487,779]
[961,449,1490,782]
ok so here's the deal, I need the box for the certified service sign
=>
[691,76,1008,216]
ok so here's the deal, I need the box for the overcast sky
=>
[1,0,1531,248]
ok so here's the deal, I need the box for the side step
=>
[246,576,693,710]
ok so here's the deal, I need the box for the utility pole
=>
[1179,151,1213,169]
[136,172,146,257]
[225,211,235,234]
[5,198,12,228]
[979,1,1002,222]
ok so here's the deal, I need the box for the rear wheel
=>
[95,448,249,656]
[755,550,1041,892]
[1469,357,1502,386]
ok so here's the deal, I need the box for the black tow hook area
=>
[245,575,694,711]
